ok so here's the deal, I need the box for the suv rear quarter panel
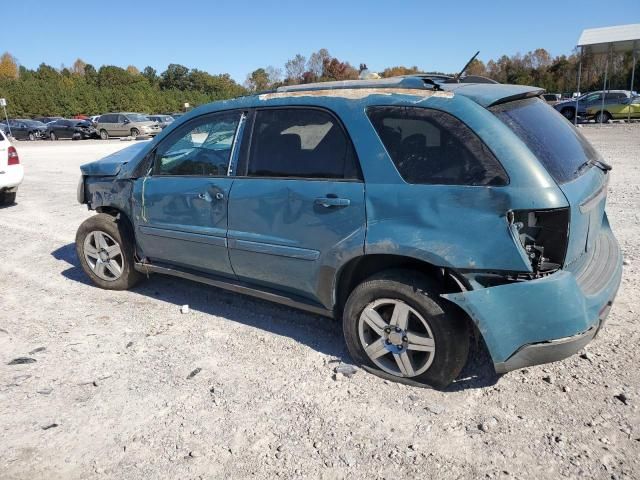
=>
[341,93,569,272]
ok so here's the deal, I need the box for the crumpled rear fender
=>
[442,271,594,365]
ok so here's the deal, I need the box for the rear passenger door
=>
[227,108,366,305]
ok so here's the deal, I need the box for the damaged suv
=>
[75,76,622,388]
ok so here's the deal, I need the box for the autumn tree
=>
[285,54,306,84]
[245,68,271,92]
[72,58,87,76]
[0,52,19,79]
[380,65,420,78]
[126,65,140,75]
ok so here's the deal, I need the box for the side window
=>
[118,115,126,123]
[247,108,360,179]
[154,111,241,176]
[367,106,508,186]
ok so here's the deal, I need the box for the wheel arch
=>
[332,253,470,317]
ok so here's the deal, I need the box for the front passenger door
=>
[133,110,245,277]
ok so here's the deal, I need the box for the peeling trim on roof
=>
[258,88,454,101]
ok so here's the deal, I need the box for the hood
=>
[80,142,149,176]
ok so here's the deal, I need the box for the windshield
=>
[490,97,601,184]
[126,113,150,122]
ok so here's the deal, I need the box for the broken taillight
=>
[7,146,19,165]
[508,208,570,274]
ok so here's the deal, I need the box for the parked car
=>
[0,129,23,205]
[554,90,633,121]
[34,116,64,124]
[89,115,100,126]
[96,113,162,139]
[47,119,98,140]
[585,96,640,122]
[0,119,48,140]
[147,114,175,129]
[75,76,622,388]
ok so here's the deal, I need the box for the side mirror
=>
[123,119,130,124]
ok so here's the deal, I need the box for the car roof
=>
[175,76,543,124]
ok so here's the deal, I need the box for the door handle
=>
[197,192,224,201]
[314,197,350,208]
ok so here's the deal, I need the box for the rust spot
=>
[258,88,453,101]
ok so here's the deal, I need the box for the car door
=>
[227,107,366,305]
[132,110,245,277]
[55,120,69,138]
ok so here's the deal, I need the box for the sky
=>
[1,1,638,83]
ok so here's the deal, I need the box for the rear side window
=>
[490,97,600,184]
[247,108,360,179]
[367,106,508,186]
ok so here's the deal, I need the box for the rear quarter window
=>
[490,97,600,184]
[367,106,508,186]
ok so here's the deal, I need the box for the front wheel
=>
[130,128,140,137]
[28,132,36,141]
[75,213,143,290]
[50,131,57,141]
[595,111,611,123]
[560,108,575,121]
[343,270,469,389]
[100,129,109,140]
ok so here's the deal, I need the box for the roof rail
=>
[275,76,431,93]
[271,73,500,95]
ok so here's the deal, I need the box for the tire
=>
[49,131,57,141]
[0,191,17,205]
[28,132,36,141]
[595,111,611,124]
[75,213,143,290]
[560,108,575,121]
[130,128,140,138]
[342,269,469,389]
[100,129,109,140]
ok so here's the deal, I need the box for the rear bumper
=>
[443,220,622,373]
[0,165,24,191]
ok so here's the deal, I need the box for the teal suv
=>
[76,76,622,388]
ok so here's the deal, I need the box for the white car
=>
[0,129,23,205]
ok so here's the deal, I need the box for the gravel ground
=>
[1,128,639,480]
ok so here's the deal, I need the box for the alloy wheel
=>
[358,298,436,378]
[83,230,124,281]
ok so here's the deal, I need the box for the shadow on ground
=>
[52,242,499,391]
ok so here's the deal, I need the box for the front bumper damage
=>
[443,224,622,374]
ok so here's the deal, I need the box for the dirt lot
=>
[1,128,639,480]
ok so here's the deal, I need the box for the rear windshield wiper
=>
[574,158,612,176]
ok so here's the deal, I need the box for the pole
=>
[628,44,637,123]
[1,104,10,137]
[599,47,610,126]
[575,46,583,126]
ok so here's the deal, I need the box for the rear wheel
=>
[342,270,469,389]
[49,131,57,141]
[595,111,611,123]
[130,128,140,137]
[100,129,109,140]
[0,191,17,205]
[75,213,143,290]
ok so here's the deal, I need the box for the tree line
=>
[0,47,638,118]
